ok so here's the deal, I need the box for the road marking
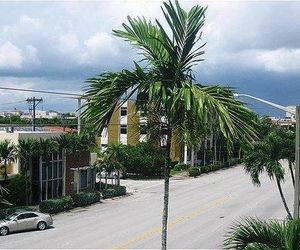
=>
[113,196,229,250]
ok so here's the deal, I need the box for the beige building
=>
[0,131,63,175]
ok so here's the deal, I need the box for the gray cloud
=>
[0,0,299,114]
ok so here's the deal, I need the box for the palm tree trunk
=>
[288,161,295,187]
[276,177,292,219]
[161,126,172,250]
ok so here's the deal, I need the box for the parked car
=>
[0,211,53,236]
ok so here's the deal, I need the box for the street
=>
[1,164,293,249]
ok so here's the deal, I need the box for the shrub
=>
[211,164,220,171]
[114,142,165,177]
[188,167,200,177]
[7,174,27,206]
[39,196,73,214]
[0,206,35,220]
[170,161,179,169]
[201,166,211,174]
[173,163,190,171]
[73,192,101,207]
[102,186,126,199]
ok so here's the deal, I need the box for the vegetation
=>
[39,196,73,214]
[101,185,126,199]
[188,167,200,177]
[39,192,101,214]
[82,1,258,248]
[6,174,27,206]
[97,142,165,178]
[0,139,17,180]
[0,184,11,208]
[244,118,295,219]
[224,217,300,249]
[0,206,34,220]
[73,192,101,207]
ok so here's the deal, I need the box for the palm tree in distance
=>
[82,1,258,249]
[224,217,300,249]
[0,140,17,181]
[244,131,293,219]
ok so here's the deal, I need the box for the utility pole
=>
[294,106,300,218]
[77,98,82,135]
[26,97,43,131]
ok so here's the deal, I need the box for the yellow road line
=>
[113,196,229,250]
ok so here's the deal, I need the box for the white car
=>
[0,211,53,236]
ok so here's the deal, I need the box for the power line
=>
[0,86,83,98]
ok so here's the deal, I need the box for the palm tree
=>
[278,128,295,187]
[244,131,293,219]
[224,217,300,249]
[17,138,38,204]
[82,1,258,248]
[0,140,17,181]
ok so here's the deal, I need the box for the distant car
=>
[0,211,53,236]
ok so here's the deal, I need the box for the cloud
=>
[19,15,41,28]
[0,41,23,69]
[257,48,300,73]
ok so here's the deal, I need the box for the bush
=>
[173,163,190,171]
[0,206,35,220]
[7,174,27,206]
[211,164,221,171]
[111,142,165,177]
[201,166,211,174]
[73,192,101,207]
[39,196,73,214]
[188,167,200,177]
[102,185,126,199]
[170,161,179,169]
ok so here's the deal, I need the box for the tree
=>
[244,131,293,219]
[82,1,257,249]
[0,140,17,180]
[224,217,300,249]
[17,138,38,204]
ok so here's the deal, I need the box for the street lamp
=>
[234,93,300,219]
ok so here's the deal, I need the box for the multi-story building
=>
[97,100,181,163]
[96,100,239,166]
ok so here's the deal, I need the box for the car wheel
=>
[37,221,47,231]
[0,226,9,236]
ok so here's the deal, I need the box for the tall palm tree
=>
[0,140,17,181]
[224,217,300,249]
[82,1,258,248]
[244,131,293,219]
[17,138,38,204]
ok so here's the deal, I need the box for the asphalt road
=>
[1,163,293,249]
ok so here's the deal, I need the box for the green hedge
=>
[73,192,101,207]
[188,167,200,177]
[39,196,73,214]
[102,186,126,199]
[173,164,190,171]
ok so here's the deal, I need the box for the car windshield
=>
[5,213,18,221]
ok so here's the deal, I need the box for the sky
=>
[0,0,299,117]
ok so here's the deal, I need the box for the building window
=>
[120,107,127,116]
[40,151,64,201]
[120,125,127,134]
